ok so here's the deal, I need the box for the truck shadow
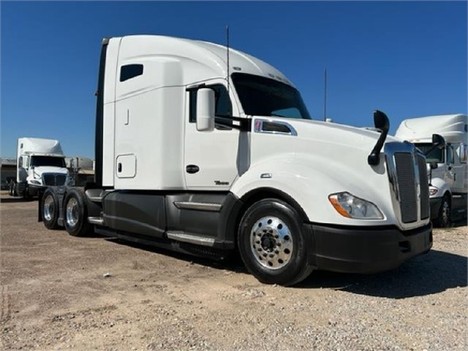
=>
[105,237,466,298]
[106,238,248,274]
[298,250,467,298]
[450,219,468,228]
[0,197,36,203]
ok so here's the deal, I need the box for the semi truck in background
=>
[14,137,70,198]
[395,114,468,227]
[39,35,433,286]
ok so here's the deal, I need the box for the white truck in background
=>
[395,114,468,226]
[14,137,70,198]
[39,35,433,286]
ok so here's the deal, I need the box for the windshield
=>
[30,156,66,168]
[415,143,444,163]
[232,73,311,119]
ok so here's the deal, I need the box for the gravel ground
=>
[0,193,466,350]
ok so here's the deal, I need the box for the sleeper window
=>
[120,64,144,82]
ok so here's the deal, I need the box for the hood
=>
[29,166,69,175]
[273,117,397,153]
[27,166,69,186]
[250,116,397,176]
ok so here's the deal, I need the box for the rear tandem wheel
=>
[63,188,93,237]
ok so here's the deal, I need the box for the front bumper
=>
[26,183,46,195]
[430,197,443,220]
[307,222,432,274]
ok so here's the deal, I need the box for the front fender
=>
[231,154,396,226]
[430,177,451,199]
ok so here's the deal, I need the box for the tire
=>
[12,183,18,197]
[435,194,451,228]
[237,198,313,286]
[42,188,60,229]
[9,181,15,196]
[23,186,30,200]
[63,188,92,237]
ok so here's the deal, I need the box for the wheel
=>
[42,188,60,229]
[237,198,313,286]
[23,186,30,200]
[9,180,15,196]
[63,189,92,237]
[12,183,18,197]
[434,194,451,228]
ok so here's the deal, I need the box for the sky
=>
[1,1,467,159]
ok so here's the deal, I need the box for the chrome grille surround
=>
[385,141,429,229]
[417,154,430,220]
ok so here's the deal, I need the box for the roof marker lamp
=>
[329,192,384,220]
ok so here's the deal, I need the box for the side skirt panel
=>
[165,192,242,249]
[98,191,243,250]
[102,191,166,238]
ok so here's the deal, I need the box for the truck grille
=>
[395,153,418,223]
[43,174,67,186]
[385,143,430,225]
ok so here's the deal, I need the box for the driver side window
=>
[457,143,467,163]
[447,145,455,164]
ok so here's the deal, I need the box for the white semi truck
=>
[396,114,467,227]
[39,35,433,286]
[15,137,70,198]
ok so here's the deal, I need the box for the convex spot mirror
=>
[196,88,215,132]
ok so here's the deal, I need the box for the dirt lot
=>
[0,192,466,350]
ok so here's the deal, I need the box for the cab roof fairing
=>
[114,35,294,87]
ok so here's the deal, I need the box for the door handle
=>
[118,163,122,173]
[125,110,129,125]
[186,165,200,174]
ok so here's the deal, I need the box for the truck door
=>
[450,144,465,194]
[457,142,468,194]
[444,145,456,189]
[17,156,28,183]
[184,83,248,190]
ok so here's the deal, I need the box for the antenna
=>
[226,25,230,94]
[323,68,327,121]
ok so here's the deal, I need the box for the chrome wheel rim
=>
[250,216,293,270]
[43,195,55,222]
[66,197,79,228]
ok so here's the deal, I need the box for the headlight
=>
[429,186,439,196]
[30,180,41,185]
[328,192,384,219]
[67,176,75,186]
